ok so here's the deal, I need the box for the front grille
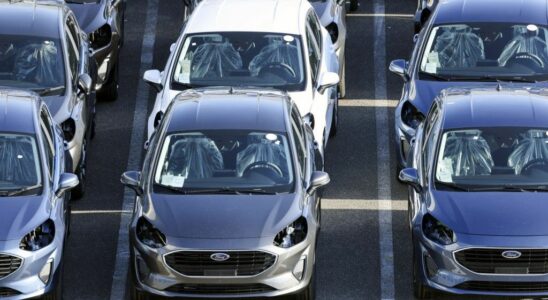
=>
[0,254,22,279]
[164,283,275,295]
[164,251,276,276]
[455,248,548,274]
[0,287,21,297]
[456,281,548,292]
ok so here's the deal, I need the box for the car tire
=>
[349,0,358,12]
[413,255,433,299]
[71,140,87,200]
[295,266,316,300]
[98,64,119,102]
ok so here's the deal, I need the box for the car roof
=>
[434,0,548,25]
[0,0,63,38]
[440,87,548,130]
[165,87,290,133]
[185,0,308,35]
[0,89,39,134]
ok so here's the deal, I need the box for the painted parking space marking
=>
[109,0,159,298]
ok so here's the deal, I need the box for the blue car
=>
[390,0,548,170]
[400,86,548,298]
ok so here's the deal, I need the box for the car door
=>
[65,16,91,138]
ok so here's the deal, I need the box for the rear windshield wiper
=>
[32,85,64,96]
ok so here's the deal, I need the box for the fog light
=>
[39,259,53,284]
[293,256,306,281]
[136,256,150,282]
[424,254,438,278]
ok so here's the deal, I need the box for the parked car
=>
[122,87,330,300]
[401,86,548,298]
[389,0,548,170]
[0,89,79,300]
[67,0,125,101]
[414,0,437,33]
[144,0,340,158]
[0,0,96,198]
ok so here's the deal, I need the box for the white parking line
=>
[339,99,398,108]
[347,13,414,18]
[322,199,406,211]
[373,0,396,299]
[109,0,159,299]
[72,210,124,214]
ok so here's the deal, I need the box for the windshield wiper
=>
[155,185,277,195]
[32,85,64,96]
[466,185,548,192]
[435,181,470,192]
[171,81,193,90]
[6,186,42,196]
[418,71,450,81]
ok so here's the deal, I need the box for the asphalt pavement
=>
[60,0,520,299]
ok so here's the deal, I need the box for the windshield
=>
[153,130,294,194]
[0,134,42,196]
[435,128,548,190]
[420,23,548,81]
[171,32,305,91]
[0,34,65,94]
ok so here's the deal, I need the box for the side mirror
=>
[302,113,315,129]
[389,59,409,81]
[143,69,163,92]
[121,171,143,196]
[78,73,93,96]
[308,171,331,195]
[57,173,79,197]
[399,168,422,193]
[317,72,339,94]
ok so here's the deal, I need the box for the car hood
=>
[43,94,73,123]
[429,190,548,236]
[310,1,335,26]
[68,1,107,34]
[408,80,548,114]
[144,193,303,239]
[0,195,50,241]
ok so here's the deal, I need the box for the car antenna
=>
[496,82,502,91]
[229,86,234,94]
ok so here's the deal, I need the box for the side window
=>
[65,21,80,78]
[290,107,306,177]
[305,29,321,84]
[307,12,322,52]
[40,109,55,178]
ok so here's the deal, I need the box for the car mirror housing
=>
[143,69,163,92]
[399,168,422,193]
[389,59,409,81]
[308,171,331,195]
[121,171,143,196]
[78,73,93,96]
[317,72,340,94]
[57,173,79,197]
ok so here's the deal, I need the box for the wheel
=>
[329,97,339,138]
[71,140,87,200]
[413,255,433,299]
[97,64,119,102]
[295,265,316,300]
[42,264,63,300]
[349,0,358,12]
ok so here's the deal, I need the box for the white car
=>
[144,0,340,157]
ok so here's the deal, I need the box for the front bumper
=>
[414,230,548,297]
[130,235,316,298]
[0,240,63,299]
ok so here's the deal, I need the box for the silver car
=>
[122,88,330,299]
[0,90,79,300]
[0,0,96,198]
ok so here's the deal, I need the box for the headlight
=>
[422,214,456,245]
[326,23,339,44]
[19,220,55,251]
[401,101,425,129]
[62,118,76,142]
[136,217,166,248]
[89,24,112,49]
[274,217,307,248]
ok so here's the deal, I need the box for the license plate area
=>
[204,269,237,276]
[494,267,529,274]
